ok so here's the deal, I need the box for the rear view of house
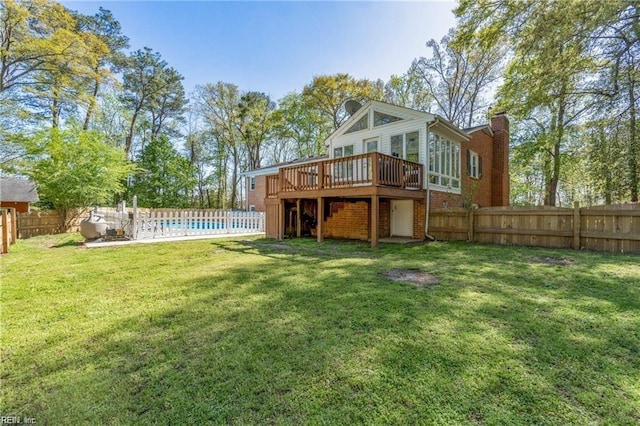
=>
[245,101,509,247]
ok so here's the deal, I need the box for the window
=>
[333,145,354,158]
[345,114,368,134]
[467,150,482,179]
[249,177,256,191]
[249,205,256,212]
[390,131,419,162]
[374,111,402,126]
[364,138,378,153]
[428,133,461,190]
[333,145,354,179]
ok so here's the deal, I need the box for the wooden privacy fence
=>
[16,210,84,239]
[428,203,640,254]
[1,208,18,254]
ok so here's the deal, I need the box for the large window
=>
[374,111,402,127]
[344,115,368,134]
[428,133,460,190]
[390,131,419,162]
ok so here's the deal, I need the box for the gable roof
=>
[327,100,434,142]
[0,177,39,203]
[327,100,471,144]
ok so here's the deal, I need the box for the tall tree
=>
[73,7,129,130]
[412,28,505,128]
[130,135,197,208]
[120,47,186,157]
[194,82,242,208]
[237,91,275,170]
[383,70,432,111]
[272,92,330,160]
[1,0,77,93]
[302,73,383,131]
[600,4,640,201]
[1,0,108,128]
[185,129,214,208]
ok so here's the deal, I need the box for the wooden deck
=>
[266,152,424,199]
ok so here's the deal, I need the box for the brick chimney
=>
[491,112,510,206]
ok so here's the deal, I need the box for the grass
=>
[1,234,639,424]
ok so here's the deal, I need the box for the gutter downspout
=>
[424,120,439,241]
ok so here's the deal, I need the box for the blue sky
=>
[62,1,457,100]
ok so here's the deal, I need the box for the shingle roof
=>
[0,177,39,202]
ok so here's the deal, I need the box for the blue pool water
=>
[161,221,226,230]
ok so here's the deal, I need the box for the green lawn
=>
[1,234,639,424]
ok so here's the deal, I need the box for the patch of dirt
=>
[383,269,440,288]
[528,256,577,266]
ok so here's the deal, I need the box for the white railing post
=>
[132,196,138,240]
[226,210,231,234]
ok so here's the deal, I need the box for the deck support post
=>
[371,195,379,248]
[278,199,285,240]
[316,197,324,243]
[296,199,302,238]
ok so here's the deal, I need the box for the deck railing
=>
[267,152,423,197]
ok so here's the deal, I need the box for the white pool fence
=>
[95,197,264,240]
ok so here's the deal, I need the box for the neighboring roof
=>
[0,177,39,202]
[464,124,494,137]
[242,154,329,177]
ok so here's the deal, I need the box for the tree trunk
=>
[230,147,239,209]
[125,110,139,157]
[83,79,100,131]
[52,84,60,128]
[545,96,566,206]
[628,66,638,202]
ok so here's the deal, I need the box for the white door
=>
[391,200,413,237]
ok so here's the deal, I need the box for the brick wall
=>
[491,113,510,206]
[323,200,370,240]
[413,198,426,240]
[247,175,267,212]
[463,129,494,208]
[321,198,424,241]
[429,190,463,209]
[380,199,390,238]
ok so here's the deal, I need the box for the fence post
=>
[467,208,475,242]
[226,210,231,234]
[10,208,17,244]
[132,196,138,240]
[573,201,581,250]
[1,210,8,253]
